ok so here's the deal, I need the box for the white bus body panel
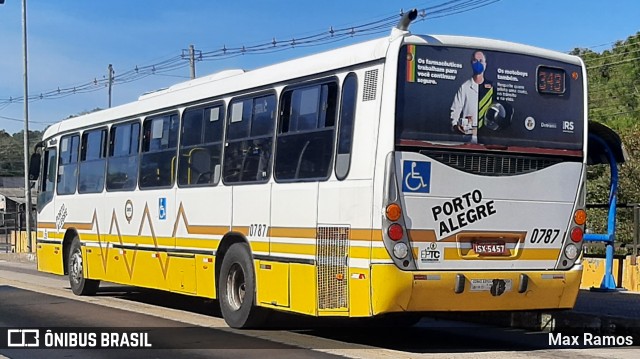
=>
[397,151,582,270]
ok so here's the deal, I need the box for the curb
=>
[0,252,37,262]
[549,310,640,336]
[433,308,640,336]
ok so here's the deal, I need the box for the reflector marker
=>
[541,274,565,280]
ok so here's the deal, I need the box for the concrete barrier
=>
[7,230,35,253]
[581,256,640,292]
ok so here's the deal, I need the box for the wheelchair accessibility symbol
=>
[159,197,167,220]
[402,160,431,193]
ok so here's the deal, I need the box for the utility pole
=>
[22,0,33,252]
[107,64,114,108]
[182,45,201,79]
[189,45,196,79]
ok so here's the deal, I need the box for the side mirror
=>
[29,153,41,180]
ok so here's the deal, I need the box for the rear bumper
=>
[371,264,582,314]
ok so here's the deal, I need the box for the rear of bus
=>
[373,36,586,313]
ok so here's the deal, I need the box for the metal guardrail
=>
[0,211,19,253]
[585,203,640,259]
[0,211,34,253]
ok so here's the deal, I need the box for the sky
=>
[0,0,638,134]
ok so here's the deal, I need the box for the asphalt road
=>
[0,260,638,358]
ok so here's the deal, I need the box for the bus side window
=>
[140,113,179,189]
[178,104,224,187]
[57,134,80,195]
[275,81,338,181]
[107,121,140,191]
[223,94,275,184]
[335,73,358,180]
[78,128,107,194]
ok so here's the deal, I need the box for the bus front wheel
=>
[68,237,100,296]
[218,242,266,328]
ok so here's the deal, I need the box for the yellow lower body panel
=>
[348,267,371,317]
[371,264,582,314]
[195,255,216,298]
[36,242,64,275]
[257,260,290,307]
[84,246,218,298]
[167,255,197,294]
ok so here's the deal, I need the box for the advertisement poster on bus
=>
[396,45,584,150]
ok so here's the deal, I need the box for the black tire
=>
[68,236,100,296]
[218,242,266,328]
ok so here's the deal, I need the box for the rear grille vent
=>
[317,225,349,310]
[422,150,563,176]
[362,69,378,101]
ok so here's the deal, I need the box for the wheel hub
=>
[70,251,83,285]
[226,263,246,311]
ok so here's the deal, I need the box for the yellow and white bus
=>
[33,11,588,328]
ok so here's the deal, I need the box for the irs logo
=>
[562,121,574,133]
[7,329,40,347]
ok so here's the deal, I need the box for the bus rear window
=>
[396,45,584,151]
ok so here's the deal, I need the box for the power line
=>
[584,47,640,64]
[0,0,501,106]
[568,33,639,54]
[0,114,54,124]
[587,55,640,69]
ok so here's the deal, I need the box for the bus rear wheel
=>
[68,237,100,296]
[218,242,266,328]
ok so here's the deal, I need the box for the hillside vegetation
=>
[0,130,43,177]
[572,32,640,248]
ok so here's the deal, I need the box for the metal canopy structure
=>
[587,120,628,165]
[584,120,629,291]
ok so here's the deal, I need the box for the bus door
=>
[36,144,63,274]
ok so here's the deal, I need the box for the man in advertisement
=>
[450,50,494,144]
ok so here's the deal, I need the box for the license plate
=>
[470,279,513,292]
[473,242,506,255]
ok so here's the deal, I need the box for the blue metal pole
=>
[583,134,618,290]
[601,136,618,290]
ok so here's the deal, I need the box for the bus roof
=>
[44,32,582,140]
[44,36,390,140]
[407,34,583,65]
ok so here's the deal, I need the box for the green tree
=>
[582,32,640,252]
[0,130,43,177]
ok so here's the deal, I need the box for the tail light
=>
[570,227,583,242]
[386,203,402,221]
[388,224,404,241]
[574,209,586,225]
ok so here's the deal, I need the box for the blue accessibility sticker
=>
[159,197,167,220]
[402,160,431,193]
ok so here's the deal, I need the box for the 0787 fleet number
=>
[529,228,560,244]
